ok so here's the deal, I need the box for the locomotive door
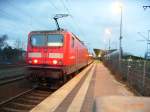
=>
[75,46,78,69]
[74,37,78,70]
[43,34,50,65]
[43,47,48,64]
[42,34,48,64]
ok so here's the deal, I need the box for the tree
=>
[3,46,13,60]
[0,34,8,49]
[0,34,25,63]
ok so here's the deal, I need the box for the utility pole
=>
[146,30,150,59]
[138,30,150,59]
[142,5,150,59]
[108,38,111,51]
[119,6,123,61]
[112,1,123,61]
[105,28,112,52]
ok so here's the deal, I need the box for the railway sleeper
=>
[2,107,28,112]
[10,102,35,108]
[2,102,34,111]
[28,92,50,97]
[22,95,46,100]
[33,89,51,94]
[15,98,40,105]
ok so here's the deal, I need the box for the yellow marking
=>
[67,64,95,112]
[30,64,94,112]
[125,103,145,110]
[112,79,125,86]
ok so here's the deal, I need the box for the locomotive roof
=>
[30,29,67,33]
[72,33,86,46]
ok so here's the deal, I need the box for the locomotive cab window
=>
[47,34,63,46]
[30,34,63,47]
[31,34,46,46]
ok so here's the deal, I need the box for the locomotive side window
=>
[31,34,46,46]
[47,34,63,46]
[72,37,74,48]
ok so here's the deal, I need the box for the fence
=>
[103,57,150,96]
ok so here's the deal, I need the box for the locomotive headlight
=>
[52,60,58,64]
[33,59,38,64]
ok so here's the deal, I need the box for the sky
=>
[0,0,150,57]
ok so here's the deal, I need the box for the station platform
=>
[30,61,150,112]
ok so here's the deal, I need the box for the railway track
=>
[0,75,25,86]
[0,64,90,112]
[0,64,27,69]
[0,87,55,112]
[0,73,71,112]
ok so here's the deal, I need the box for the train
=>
[103,50,138,61]
[26,29,92,83]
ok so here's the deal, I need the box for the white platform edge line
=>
[67,64,96,112]
[30,63,94,112]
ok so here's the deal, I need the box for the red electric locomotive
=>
[26,14,91,84]
[26,29,89,81]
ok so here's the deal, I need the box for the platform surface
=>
[30,61,150,112]
[94,62,134,97]
[95,96,150,112]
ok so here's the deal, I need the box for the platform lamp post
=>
[119,4,123,62]
[113,1,123,61]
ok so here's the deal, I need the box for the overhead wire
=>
[0,8,30,32]
[0,4,34,32]
[59,0,86,38]
[62,0,92,51]
[5,0,49,29]
[0,0,56,49]
[0,11,28,49]
[0,3,35,50]
[59,0,77,31]
[47,0,62,29]
[47,0,76,32]
[47,0,60,11]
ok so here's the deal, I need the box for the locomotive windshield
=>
[30,34,63,47]
[47,34,63,46]
[31,34,45,46]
